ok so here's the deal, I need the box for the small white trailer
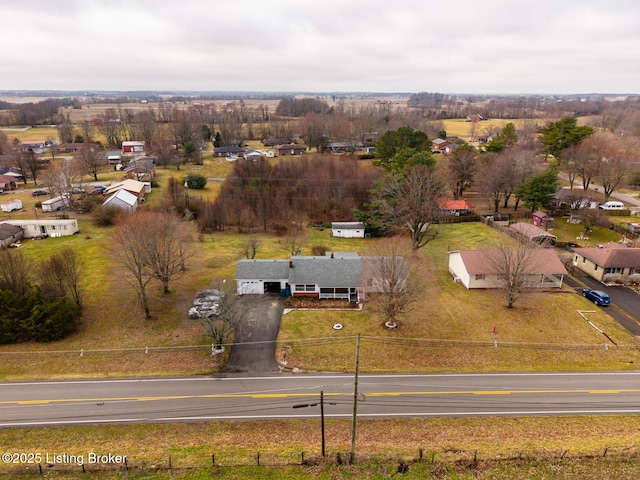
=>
[1,199,23,212]
[40,196,67,212]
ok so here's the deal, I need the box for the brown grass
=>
[2,416,640,472]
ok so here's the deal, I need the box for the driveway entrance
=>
[220,295,284,375]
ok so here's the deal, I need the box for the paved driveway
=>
[220,295,284,375]
[563,273,640,336]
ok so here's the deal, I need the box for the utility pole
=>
[292,391,334,457]
[320,390,325,457]
[350,333,361,464]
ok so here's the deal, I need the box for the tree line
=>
[197,156,383,234]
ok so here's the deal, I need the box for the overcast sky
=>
[2,0,640,94]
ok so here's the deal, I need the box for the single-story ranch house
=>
[448,249,567,289]
[572,245,640,284]
[236,252,362,301]
[235,251,405,301]
[274,144,306,156]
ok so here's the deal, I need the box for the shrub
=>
[0,288,80,344]
[311,245,330,256]
[184,174,207,189]
[93,206,122,227]
[28,297,81,342]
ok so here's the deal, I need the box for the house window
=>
[294,284,316,292]
[475,274,485,280]
[605,267,623,274]
[595,265,598,271]
[631,268,640,275]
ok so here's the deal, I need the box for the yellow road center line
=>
[1,389,637,406]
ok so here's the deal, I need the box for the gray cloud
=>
[2,0,640,93]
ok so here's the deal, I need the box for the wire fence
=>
[0,335,635,360]
[0,333,637,360]
[2,445,638,476]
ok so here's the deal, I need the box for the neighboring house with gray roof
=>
[572,246,640,284]
[214,146,245,157]
[235,251,390,301]
[124,157,156,181]
[0,223,23,248]
[102,189,138,213]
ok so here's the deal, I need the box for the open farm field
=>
[0,125,59,142]
[440,118,545,139]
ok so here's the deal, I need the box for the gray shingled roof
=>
[0,222,22,240]
[288,257,362,287]
[234,254,364,288]
[331,222,365,230]
[235,259,290,280]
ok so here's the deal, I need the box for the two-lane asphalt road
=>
[3,372,640,427]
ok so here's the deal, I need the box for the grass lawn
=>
[0,152,638,380]
[546,218,620,247]
[279,223,638,373]
[1,214,637,380]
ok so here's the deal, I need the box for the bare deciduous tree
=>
[19,148,42,186]
[200,277,253,350]
[152,137,180,170]
[374,165,446,249]
[76,143,107,181]
[114,211,195,317]
[38,248,85,306]
[97,108,127,147]
[284,226,307,256]
[241,233,262,259]
[142,212,195,294]
[485,244,540,309]
[0,250,31,295]
[40,157,83,200]
[114,217,154,319]
[478,152,511,212]
[360,237,419,327]
[446,145,476,199]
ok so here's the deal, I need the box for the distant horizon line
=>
[0,89,638,98]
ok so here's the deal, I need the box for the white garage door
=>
[238,280,264,295]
